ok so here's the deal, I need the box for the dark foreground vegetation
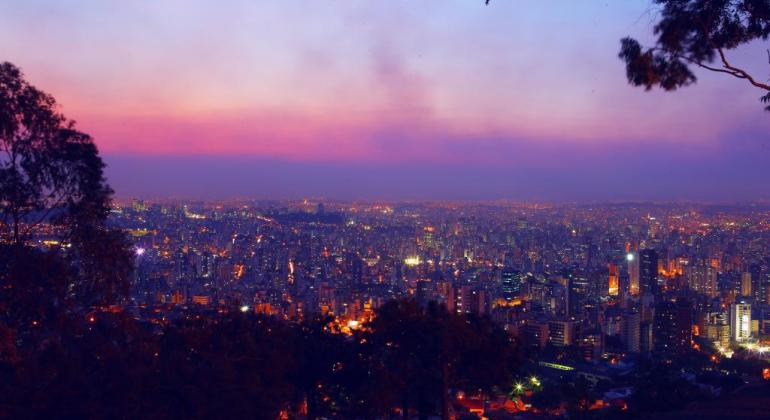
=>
[0,288,517,419]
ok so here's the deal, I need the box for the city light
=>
[135,247,146,256]
[626,253,634,261]
[743,342,770,354]
[240,305,250,313]
[404,256,421,266]
[716,346,734,358]
[538,361,575,371]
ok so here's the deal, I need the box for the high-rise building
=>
[521,320,549,349]
[741,272,752,297]
[686,263,718,298]
[622,309,641,353]
[705,312,730,350]
[653,301,677,353]
[760,274,770,303]
[640,249,659,296]
[674,298,693,352]
[627,252,640,295]
[653,298,691,353]
[730,298,752,343]
[640,321,654,353]
[501,268,523,302]
[640,293,656,323]
[579,330,603,361]
[456,286,486,316]
[548,320,579,347]
[547,278,570,318]
[608,263,619,296]
[749,264,765,304]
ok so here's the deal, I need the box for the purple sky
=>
[1,1,768,201]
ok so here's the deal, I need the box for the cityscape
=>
[2,0,770,419]
[102,199,770,416]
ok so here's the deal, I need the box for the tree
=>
[0,245,71,338]
[617,0,770,109]
[1,62,107,243]
[0,61,132,319]
[292,314,350,418]
[368,299,518,420]
[627,363,704,416]
[368,299,439,419]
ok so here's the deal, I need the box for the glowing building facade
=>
[730,299,752,343]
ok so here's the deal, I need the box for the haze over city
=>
[2,0,768,201]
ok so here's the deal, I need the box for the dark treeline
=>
[0,296,518,419]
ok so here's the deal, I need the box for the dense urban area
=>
[45,200,770,418]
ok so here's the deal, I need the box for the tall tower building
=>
[627,252,640,295]
[730,299,752,343]
[702,265,718,298]
[653,298,691,354]
[640,321,654,353]
[622,309,641,353]
[608,263,619,296]
[640,249,659,296]
[653,301,676,353]
[749,264,764,303]
[686,263,718,298]
[741,272,752,297]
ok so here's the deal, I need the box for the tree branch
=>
[671,53,740,76]
[690,16,770,92]
[716,48,770,91]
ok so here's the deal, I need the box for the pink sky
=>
[1,1,768,200]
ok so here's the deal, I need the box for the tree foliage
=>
[0,300,520,419]
[0,62,132,333]
[0,62,112,243]
[617,0,770,108]
[484,0,770,109]
[368,299,519,419]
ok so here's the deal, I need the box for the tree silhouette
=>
[484,1,770,109]
[0,245,71,339]
[368,299,518,419]
[368,299,439,419]
[0,62,132,312]
[618,0,770,109]
[1,62,106,243]
[292,314,350,418]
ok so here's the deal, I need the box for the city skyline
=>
[2,0,769,201]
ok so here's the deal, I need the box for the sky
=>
[1,0,769,202]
